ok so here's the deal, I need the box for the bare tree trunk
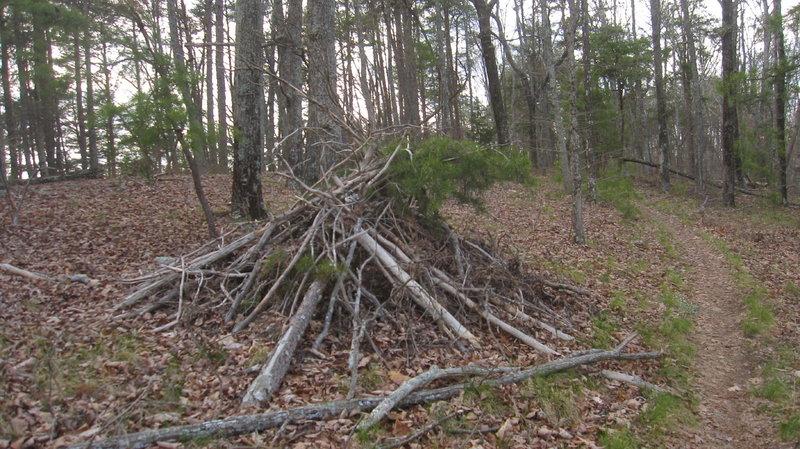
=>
[566,0,585,244]
[215,0,228,168]
[582,0,597,200]
[680,0,705,193]
[231,0,268,219]
[650,0,670,193]
[306,0,343,182]
[1,25,19,181]
[721,0,737,207]
[101,41,117,176]
[73,34,88,171]
[471,0,509,145]
[355,1,375,129]
[541,0,573,191]
[773,0,788,205]
[84,30,99,174]
[204,0,219,171]
[275,0,304,176]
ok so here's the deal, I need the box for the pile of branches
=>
[116,140,586,408]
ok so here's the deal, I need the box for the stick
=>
[430,268,559,355]
[241,279,328,408]
[68,335,656,449]
[355,231,481,347]
[377,410,464,449]
[0,263,96,285]
[233,210,328,333]
[600,370,678,395]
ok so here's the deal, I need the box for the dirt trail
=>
[650,209,781,448]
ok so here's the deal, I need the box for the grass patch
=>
[599,428,639,449]
[702,232,774,337]
[525,373,582,427]
[596,168,641,220]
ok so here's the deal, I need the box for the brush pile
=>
[115,137,588,408]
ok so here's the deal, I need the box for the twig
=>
[377,410,464,449]
[601,369,679,396]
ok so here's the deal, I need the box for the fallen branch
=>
[621,158,763,197]
[601,369,678,396]
[0,263,96,285]
[355,231,481,347]
[68,335,657,449]
[241,279,328,407]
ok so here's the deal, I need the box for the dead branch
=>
[355,231,481,346]
[241,279,328,408]
[601,369,678,396]
[0,263,96,285]
[67,335,657,449]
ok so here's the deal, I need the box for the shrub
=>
[383,137,532,218]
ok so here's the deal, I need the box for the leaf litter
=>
[0,174,796,448]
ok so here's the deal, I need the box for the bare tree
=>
[721,0,738,206]
[306,0,342,182]
[650,0,670,193]
[231,0,268,219]
[470,0,509,145]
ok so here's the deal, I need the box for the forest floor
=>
[1,172,798,449]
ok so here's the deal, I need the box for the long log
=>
[621,158,763,197]
[241,279,328,407]
[7,169,100,186]
[67,336,658,449]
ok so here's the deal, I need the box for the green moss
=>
[599,428,639,449]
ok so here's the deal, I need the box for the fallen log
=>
[67,335,658,449]
[241,279,328,407]
[0,263,96,285]
[621,158,763,197]
[7,169,100,186]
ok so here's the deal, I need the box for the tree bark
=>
[679,0,705,193]
[231,0,268,219]
[204,0,219,171]
[471,0,509,145]
[721,0,738,207]
[772,0,788,205]
[650,0,670,193]
[541,0,573,192]
[1,23,19,180]
[241,280,327,407]
[275,0,304,177]
[84,29,99,174]
[306,0,343,182]
[215,0,228,168]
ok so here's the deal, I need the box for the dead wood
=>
[621,158,763,197]
[6,169,100,186]
[0,263,96,285]
[67,336,658,449]
[116,142,628,411]
[241,279,328,407]
[601,369,679,396]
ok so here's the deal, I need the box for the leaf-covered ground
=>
[1,173,797,448]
